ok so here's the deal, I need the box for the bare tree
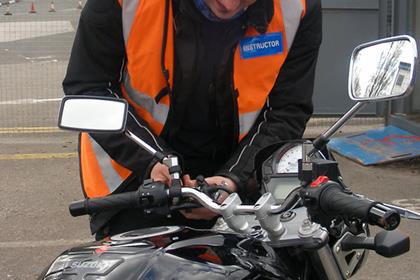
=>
[352,41,405,98]
[365,41,404,97]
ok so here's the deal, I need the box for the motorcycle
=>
[39,35,419,280]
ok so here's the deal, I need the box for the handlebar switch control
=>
[310,176,330,188]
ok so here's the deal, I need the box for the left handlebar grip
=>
[69,191,140,217]
[69,200,89,217]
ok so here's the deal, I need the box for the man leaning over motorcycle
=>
[62,0,322,239]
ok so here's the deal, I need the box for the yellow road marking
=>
[0,127,61,134]
[0,152,77,160]
[0,239,92,248]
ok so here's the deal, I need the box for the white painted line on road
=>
[0,239,92,249]
[21,55,55,60]
[18,54,59,64]
[0,21,74,43]
[0,127,60,133]
[0,98,61,105]
[0,152,77,160]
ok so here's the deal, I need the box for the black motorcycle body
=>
[39,226,304,280]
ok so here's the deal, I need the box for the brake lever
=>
[170,202,202,212]
[383,203,420,220]
[353,193,420,220]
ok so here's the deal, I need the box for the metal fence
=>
[0,0,386,133]
[0,0,80,130]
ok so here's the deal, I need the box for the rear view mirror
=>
[58,96,128,133]
[349,35,417,101]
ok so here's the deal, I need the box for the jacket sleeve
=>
[218,0,322,194]
[62,0,171,178]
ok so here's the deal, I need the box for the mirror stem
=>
[125,130,166,162]
[311,102,368,154]
[125,130,182,185]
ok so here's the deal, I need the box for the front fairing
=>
[39,226,299,280]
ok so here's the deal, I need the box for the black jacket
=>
[63,0,322,198]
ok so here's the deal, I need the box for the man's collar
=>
[246,0,274,34]
[175,0,274,34]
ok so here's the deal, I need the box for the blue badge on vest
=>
[240,32,283,59]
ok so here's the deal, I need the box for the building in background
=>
[314,0,420,134]
[388,0,420,134]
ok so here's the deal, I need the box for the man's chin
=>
[211,0,242,19]
[213,11,238,20]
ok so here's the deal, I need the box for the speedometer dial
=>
[273,144,302,173]
[263,142,326,202]
[272,142,326,174]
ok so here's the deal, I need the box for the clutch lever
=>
[195,175,233,202]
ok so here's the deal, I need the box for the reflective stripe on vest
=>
[282,0,306,50]
[240,111,261,136]
[122,0,174,135]
[80,133,131,198]
[121,0,138,43]
[123,74,169,125]
[120,0,305,137]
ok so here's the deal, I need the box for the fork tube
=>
[315,245,344,280]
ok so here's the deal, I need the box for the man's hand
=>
[150,162,171,185]
[180,175,237,220]
[204,176,237,194]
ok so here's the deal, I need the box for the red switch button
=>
[310,176,329,188]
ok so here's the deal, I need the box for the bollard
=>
[49,1,56,12]
[4,3,12,16]
[29,1,37,13]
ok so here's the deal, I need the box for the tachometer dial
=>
[272,144,302,174]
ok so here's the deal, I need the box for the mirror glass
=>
[350,39,416,101]
[58,97,128,132]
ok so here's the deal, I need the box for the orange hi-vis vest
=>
[81,0,306,198]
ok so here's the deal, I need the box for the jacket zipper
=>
[159,0,172,138]
[229,46,240,147]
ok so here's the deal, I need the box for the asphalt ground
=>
[0,0,82,17]
[0,128,419,280]
[0,132,91,280]
[0,0,79,128]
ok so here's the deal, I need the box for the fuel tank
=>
[38,226,299,279]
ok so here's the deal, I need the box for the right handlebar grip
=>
[69,191,139,217]
[320,186,400,230]
[320,186,375,221]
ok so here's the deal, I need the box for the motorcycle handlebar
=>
[319,185,400,230]
[69,191,144,217]
[68,186,222,217]
[69,181,401,231]
[180,188,222,214]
